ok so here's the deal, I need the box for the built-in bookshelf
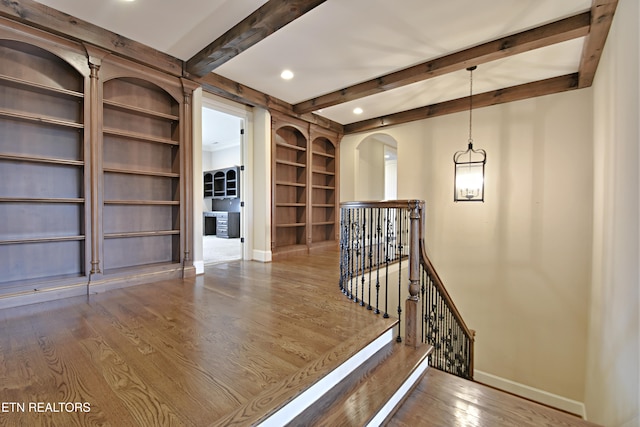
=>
[274,126,308,250]
[271,114,341,256]
[0,39,87,292]
[0,11,196,306]
[310,131,338,245]
[102,77,181,272]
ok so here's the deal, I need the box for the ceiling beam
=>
[293,12,591,115]
[0,0,183,76]
[197,72,344,134]
[343,73,580,135]
[186,0,327,77]
[578,0,618,88]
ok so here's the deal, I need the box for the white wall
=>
[207,145,241,171]
[341,88,594,413]
[251,107,272,262]
[585,0,640,425]
[202,150,214,172]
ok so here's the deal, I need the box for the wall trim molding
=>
[194,261,205,275]
[474,370,587,419]
[252,250,272,263]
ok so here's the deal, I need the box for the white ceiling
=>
[35,0,592,127]
[202,107,243,152]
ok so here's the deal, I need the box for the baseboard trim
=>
[474,370,586,419]
[194,260,205,275]
[0,267,184,309]
[252,249,272,263]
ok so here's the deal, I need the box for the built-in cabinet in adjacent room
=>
[204,166,239,199]
[203,166,241,239]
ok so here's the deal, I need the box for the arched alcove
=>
[355,133,398,201]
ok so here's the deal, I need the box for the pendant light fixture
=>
[454,66,486,202]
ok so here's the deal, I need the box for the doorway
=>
[201,104,244,265]
[355,133,398,201]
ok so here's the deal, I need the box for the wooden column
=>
[85,46,109,278]
[405,200,421,348]
[180,78,200,277]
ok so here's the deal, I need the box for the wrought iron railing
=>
[339,200,475,379]
[339,201,410,342]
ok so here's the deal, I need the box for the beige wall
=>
[341,88,594,409]
[585,0,640,424]
[356,135,386,201]
[192,88,204,269]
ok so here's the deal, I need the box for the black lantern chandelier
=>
[454,66,486,202]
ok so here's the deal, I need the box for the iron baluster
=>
[375,208,381,314]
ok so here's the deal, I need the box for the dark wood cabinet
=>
[216,212,240,238]
[204,166,240,199]
[203,211,240,238]
[204,171,213,197]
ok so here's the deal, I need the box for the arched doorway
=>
[356,133,398,200]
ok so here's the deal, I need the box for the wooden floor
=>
[0,249,396,426]
[0,249,600,426]
[388,369,601,427]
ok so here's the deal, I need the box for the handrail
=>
[340,199,422,209]
[339,199,475,379]
[417,209,475,344]
[417,217,475,378]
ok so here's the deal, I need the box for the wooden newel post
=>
[405,200,421,348]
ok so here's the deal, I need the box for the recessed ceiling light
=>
[353,107,363,115]
[280,69,294,80]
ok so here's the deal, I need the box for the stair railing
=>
[339,200,475,379]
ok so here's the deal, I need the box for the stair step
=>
[212,322,398,427]
[289,342,434,427]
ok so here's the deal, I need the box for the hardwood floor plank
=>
[79,334,185,426]
[1,306,128,426]
[75,301,228,424]
[388,368,601,427]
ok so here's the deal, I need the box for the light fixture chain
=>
[468,67,473,145]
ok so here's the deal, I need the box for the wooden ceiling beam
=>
[293,12,591,115]
[186,0,327,77]
[343,73,580,135]
[197,72,344,134]
[578,0,618,88]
